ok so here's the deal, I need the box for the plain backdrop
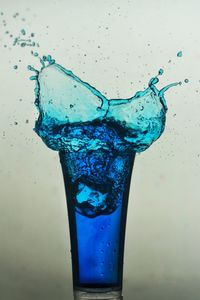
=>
[1,0,200,299]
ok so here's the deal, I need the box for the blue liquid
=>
[60,144,135,289]
[177,51,183,57]
[31,55,180,291]
[31,55,180,154]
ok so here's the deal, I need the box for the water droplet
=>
[13,65,18,70]
[184,79,189,83]
[177,51,182,58]
[21,29,26,35]
[13,12,19,18]
[31,51,39,57]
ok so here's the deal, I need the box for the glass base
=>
[74,289,123,300]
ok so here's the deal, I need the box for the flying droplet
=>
[21,29,26,35]
[31,51,39,57]
[177,51,182,58]
[158,68,164,75]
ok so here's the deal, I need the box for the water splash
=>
[30,55,180,154]
[30,55,180,217]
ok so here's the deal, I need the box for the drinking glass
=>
[59,140,135,300]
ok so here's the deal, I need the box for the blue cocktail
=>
[31,55,180,299]
[59,121,135,298]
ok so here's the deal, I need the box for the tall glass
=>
[59,144,135,300]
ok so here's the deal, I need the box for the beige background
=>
[0,0,200,299]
